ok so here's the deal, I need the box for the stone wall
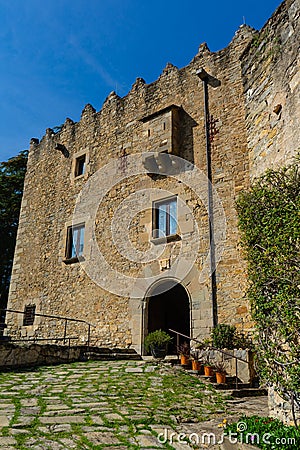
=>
[242,0,300,178]
[205,349,255,384]
[6,0,299,355]
[0,343,140,369]
[0,343,83,369]
[7,24,256,351]
[268,387,300,425]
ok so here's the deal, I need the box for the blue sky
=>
[0,0,282,162]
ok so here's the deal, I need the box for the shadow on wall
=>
[179,108,198,166]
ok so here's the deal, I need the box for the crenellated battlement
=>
[29,21,258,158]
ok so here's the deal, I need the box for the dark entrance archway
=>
[146,280,190,353]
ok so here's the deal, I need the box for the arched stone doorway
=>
[145,279,190,353]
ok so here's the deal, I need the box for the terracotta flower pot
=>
[216,372,226,384]
[191,360,201,371]
[180,355,189,365]
[204,365,214,377]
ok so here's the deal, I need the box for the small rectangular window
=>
[75,155,86,177]
[23,305,36,326]
[65,223,85,261]
[153,197,177,239]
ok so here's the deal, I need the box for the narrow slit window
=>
[75,154,86,177]
[152,197,177,239]
[23,305,36,326]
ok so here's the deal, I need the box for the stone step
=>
[197,374,248,386]
[199,374,240,381]
[86,346,138,354]
[228,387,268,398]
[216,387,267,398]
[85,350,142,361]
[211,381,251,390]
[183,369,267,398]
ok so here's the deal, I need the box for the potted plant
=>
[144,330,173,359]
[203,362,214,377]
[214,361,227,384]
[190,350,202,372]
[203,354,214,376]
[177,341,190,365]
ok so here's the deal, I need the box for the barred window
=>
[23,305,36,326]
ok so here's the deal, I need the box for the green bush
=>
[225,416,300,449]
[211,324,236,349]
[236,155,300,423]
[233,330,253,350]
[144,330,172,352]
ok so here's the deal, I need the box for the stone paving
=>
[0,360,268,449]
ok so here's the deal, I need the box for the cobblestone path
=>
[0,360,268,449]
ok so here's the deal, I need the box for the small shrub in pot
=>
[144,330,173,359]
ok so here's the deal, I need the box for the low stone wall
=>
[268,386,300,426]
[0,342,141,369]
[0,342,85,369]
[206,349,256,384]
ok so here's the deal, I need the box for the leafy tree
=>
[0,150,28,314]
[236,156,300,427]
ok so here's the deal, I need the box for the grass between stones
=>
[0,360,228,449]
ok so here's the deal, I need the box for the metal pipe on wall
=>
[196,68,219,328]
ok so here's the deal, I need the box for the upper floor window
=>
[75,154,86,177]
[65,223,85,262]
[152,197,177,239]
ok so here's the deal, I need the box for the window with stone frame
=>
[23,304,36,326]
[65,223,85,262]
[74,154,86,177]
[152,197,177,239]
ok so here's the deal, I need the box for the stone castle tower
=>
[6,0,299,353]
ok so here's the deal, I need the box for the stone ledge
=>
[0,342,141,369]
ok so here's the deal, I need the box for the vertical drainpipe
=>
[196,68,218,328]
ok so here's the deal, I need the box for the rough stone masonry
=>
[6,0,299,358]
